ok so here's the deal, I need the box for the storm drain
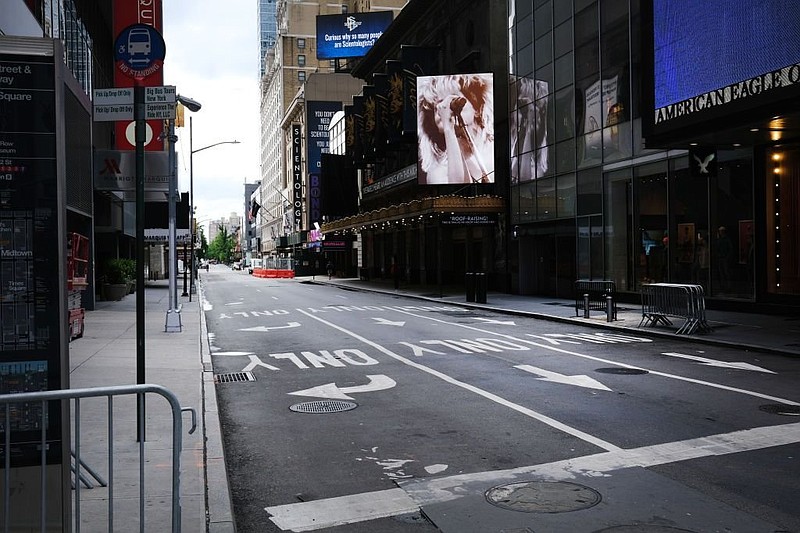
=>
[485,480,601,513]
[595,367,649,375]
[289,400,358,414]
[214,371,256,384]
[759,404,800,416]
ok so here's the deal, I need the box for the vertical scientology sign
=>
[292,124,303,229]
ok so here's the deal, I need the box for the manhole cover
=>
[759,404,800,416]
[485,480,601,513]
[289,400,358,414]
[214,371,256,383]
[594,527,697,533]
[595,367,649,375]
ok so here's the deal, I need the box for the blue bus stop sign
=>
[114,23,166,79]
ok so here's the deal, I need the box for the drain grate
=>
[289,400,358,414]
[595,367,649,375]
[759,404,800,416]
[214,371,256,384]
[485,480,601,513]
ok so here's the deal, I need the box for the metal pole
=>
[189,116,194,302]
[165,118,181,332]
[134,82,146,442]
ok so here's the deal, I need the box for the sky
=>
[162,0,261,233]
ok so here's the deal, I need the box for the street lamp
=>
[187,115,240,301]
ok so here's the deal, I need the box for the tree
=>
[207,225,236,263]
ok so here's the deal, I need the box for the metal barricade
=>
[639,283,713,335]
[0,384,196,533]
[574,280,617,321]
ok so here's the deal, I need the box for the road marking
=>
[213,351,255,357]
[289,374,396,400]
[296,309,621,453]
[661,352,776,373]
[515,364,612,391]
[265,421,800,531]
[225,301,244,306]
[372,317,406,326]
[387,308,798,406]
[473,318,516,325]
[239,322,301,332]
[267,488,418,532]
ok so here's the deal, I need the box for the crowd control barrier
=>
[639,283,713,335]
[574,280,617,321]
[0,384,196,533]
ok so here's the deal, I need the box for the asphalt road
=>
[202,265,800,533]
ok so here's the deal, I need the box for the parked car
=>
[232,261,242,270]
[248,258,262,274]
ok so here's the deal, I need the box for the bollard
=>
[583,294,590,318]
[606,295,613,322]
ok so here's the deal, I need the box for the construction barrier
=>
[639,283,713,335]
[252,268,295,279]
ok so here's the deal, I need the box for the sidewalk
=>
[68,278,233,533]
[67,274,800,532]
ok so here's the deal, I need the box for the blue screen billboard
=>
[648,0,800,138]
[316,11,394,59]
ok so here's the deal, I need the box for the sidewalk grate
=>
[289,400,358,414]
[214,371,256,384]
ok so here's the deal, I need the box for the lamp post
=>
[187,116,240,301]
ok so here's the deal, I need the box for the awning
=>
[321,195,505,233]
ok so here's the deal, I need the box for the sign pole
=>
[165,117,182,332]
[135,80,146,442]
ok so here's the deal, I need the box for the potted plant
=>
[102,259,131,301]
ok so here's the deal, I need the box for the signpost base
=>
[165,307,182,333]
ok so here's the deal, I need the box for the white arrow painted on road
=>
[372,317,406,327]
[515,364,612,391]
[474,318,517,326]
[289,374,396,400]
[239,322,301,332]
[661,352,776,373]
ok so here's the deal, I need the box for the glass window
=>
[534,33,552,69]
[519,182,537,222]
[554,21,573,59]
[558,173,576,218]
[554,52,573,90]
[298,70,306,82]
[517,14,533,46]
[671,156,709,288]
[574,4,599,81]
[534,2,552,39]
[554,0,572,26]
[554,86,575,142]
[556,138,576,173]
[535,64,554,96]
[635,161,668,287]
[517,43,534,78]
[298,55,306,67]
[297,38,306,49]
[537,177,556,219]
[604,168,633,290]
[578,166,601,215]
[516,0,533,21]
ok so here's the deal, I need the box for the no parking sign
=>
[114,23,166,80]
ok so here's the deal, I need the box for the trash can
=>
[465,272,476,302]
[475,272,487,304]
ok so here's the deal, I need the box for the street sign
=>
[145,85,175,104]
[145,103,176,120]
[94,104,135,122]
[114,24,166,79]
[93,87,133,105]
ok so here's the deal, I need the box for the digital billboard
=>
[316,11,394,59]
[646,0,800,140]
[417,73,495,185]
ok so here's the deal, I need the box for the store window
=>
[634,161,668,288]
[604,168,632,291]
[671,156,709,288]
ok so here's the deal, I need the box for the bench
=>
[639,283,712,335]
[574,280,617,321]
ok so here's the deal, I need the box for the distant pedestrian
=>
[326,260,334,280]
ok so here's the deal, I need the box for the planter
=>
[103,283,128,301]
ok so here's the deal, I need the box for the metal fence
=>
[639,283,713,335]
[0,384,195,533]
[574,280,617,321]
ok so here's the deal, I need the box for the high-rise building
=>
[258,0,278,78]
[255,0,406,259]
